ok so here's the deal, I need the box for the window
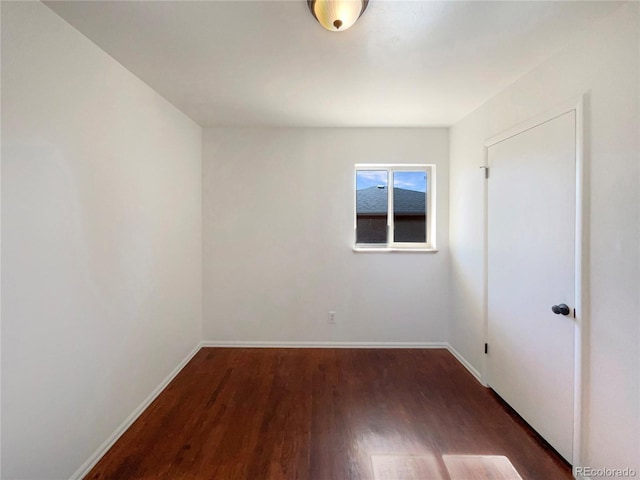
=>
[354,164,435,251]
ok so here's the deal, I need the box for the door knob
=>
[551,304,571,316]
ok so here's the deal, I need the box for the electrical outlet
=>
[328,311,336,324]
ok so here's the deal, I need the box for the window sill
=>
[352,247,439,253]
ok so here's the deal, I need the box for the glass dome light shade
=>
[308,0,369,32]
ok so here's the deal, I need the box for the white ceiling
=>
[45,0,622,127]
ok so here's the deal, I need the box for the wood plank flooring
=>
[86,348,572,479]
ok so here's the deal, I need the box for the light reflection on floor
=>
[370,453,524,480]
[443,455,523,480]
[371,454,444,480]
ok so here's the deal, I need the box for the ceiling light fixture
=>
[307,0,369,32]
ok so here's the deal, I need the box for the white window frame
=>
[353,164,437,253]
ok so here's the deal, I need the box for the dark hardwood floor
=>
[86,348,572,479]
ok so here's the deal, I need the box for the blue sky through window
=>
[394,171,427,193]
[356,170,426,192]
[356,170,387,190]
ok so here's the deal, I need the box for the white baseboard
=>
[200,340,482,383]
[200,340,449,349]
[199,341,484,384]
[200,341,485,384]
[446,344,483,383]
[69,342,202,480]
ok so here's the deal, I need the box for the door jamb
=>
[480,95,586,471]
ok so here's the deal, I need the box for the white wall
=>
[1,3,202,479]
[449,2,639,475]
[203,128,449,344]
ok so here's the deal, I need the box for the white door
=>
[487,111,576,463]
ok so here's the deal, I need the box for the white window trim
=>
[353,164,436,252]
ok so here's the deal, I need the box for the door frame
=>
[481,95,587,470]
